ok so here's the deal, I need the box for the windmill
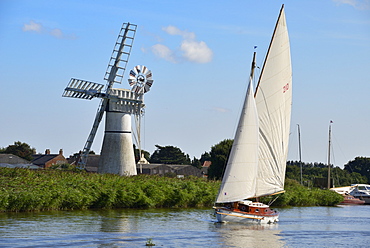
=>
[62,23,153,176]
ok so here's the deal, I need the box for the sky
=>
[0,0,369,168]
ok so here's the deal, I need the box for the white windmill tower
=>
[62,23,153,176]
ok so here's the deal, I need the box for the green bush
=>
[262,179,343,207]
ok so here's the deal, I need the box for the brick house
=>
[32,149,67,168]
[67,154,100,172]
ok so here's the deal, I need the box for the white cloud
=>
[22,20,76,39]
[333,0,370,10]
[211,107,231,113]
[151,44,178,63]
[50,28,63,38]
[181,40,213,63]
[22,20,42,32]
[162,25,196,40]
[151,25,213,64]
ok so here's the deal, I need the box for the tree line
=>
[206,139,370,187]
[2,140,370,186]
[0,141,36,161]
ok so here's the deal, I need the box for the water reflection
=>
[98,209,138,233]
[214,222,285,248]
[94,208,222,247]
[1,206,370,247]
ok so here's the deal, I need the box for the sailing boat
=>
[214,5,292,224]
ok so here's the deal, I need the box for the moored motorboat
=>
[331,185,367,205]
[349,184,370,204]
[339,195,365,205]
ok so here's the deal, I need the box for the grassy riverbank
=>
[0,168,343,212]
[0,168,219,212]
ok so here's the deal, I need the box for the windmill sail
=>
[79,23,136,168]
[215,5,291,203]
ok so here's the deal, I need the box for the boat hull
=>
[354,195,370,204]
[349,184,370,204]
[215,208,279,224]
[339,195,365,205]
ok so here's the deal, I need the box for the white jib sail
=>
[215,79,259,203]
[254,6,292,197]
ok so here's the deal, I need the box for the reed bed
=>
[0,168,343,212]
[0,167,219,212]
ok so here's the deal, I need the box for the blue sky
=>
[1,0,369,168]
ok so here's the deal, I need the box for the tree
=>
[191,157,202,168]
[1,141,36,161]
[200,152,211,164]
[149,145,191,164]
[208,139,233,180]
[190,152,212,169]
[287,160,368,187]
[344,157,370,183]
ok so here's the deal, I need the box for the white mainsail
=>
[215,5,292,203]
[254,6,292,197]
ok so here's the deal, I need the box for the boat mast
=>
[251,50,257,202]
[250,51,256,82]
[297,124,302,185]
[327,121,332,189]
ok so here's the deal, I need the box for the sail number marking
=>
[283,83,289,93]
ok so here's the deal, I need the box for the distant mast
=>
[327,121,332,189]
[297,124,302,185]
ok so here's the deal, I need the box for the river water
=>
[0,205,369,247]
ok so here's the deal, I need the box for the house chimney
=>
[59,149,63,156]
[45,149,50,155]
